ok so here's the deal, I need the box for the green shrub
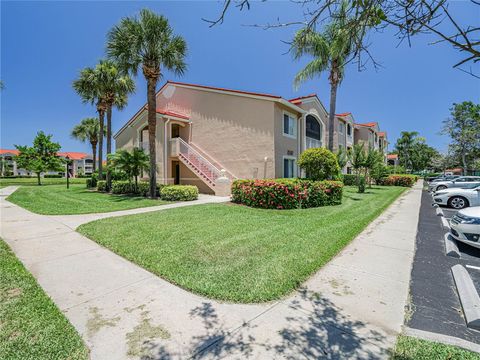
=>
[86,177,97,188]
[377,174,418,187]
[160,185,198,201]
[298,148,340,181]
[358,176,366,193]
[44,174,63,178]
[111,181,137,194]
[137,181,164,197]
[97,180,107,192]
[231,178,343,209]
[0,175,35,179]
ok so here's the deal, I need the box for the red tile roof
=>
[166,81,282,99]
[356,122,378,127]
[0,149,19,155]
[336,112,352,117]
[288,94,317,104]
[57,152,88,160]
[378,131,386,137]
[156,109,190,120]
[387,154,398,160]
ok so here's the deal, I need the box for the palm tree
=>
[106,9,187,198]
[73,67,107,179]
[292,1,356,151]
[94,60,135,190]
[71,117,104,172]
[109,148,149,191]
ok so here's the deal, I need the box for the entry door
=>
[174,162,180,185]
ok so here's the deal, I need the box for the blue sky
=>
[1,0,479,154]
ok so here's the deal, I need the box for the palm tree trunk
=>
[328,69,339,152]
[91,141,97,172]
[98,109,105,180]
[146,76,158,199]
[462,150,467,176]
[106,106,113,190]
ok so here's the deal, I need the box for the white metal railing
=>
[170,137,235,182]
[306,137,322,149]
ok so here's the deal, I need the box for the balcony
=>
[306,137,322,149]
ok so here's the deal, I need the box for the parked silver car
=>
[450,206,480,249]
[429,176,480,192]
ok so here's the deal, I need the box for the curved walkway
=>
[0,183,423,359]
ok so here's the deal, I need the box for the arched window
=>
[306,115,322,141]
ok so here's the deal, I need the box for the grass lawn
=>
[7,184,168,215]
[391,335,480,359]
[0,177,87,188]
[0,239,89,360]
[78,185,406,303]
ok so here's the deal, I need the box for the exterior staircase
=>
[170,137,236,191]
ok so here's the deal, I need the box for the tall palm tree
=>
[94,60,135,189]
[106,9,187,198]
[71,117,104,172]
[73,67,107,179]
[292,1,355,151]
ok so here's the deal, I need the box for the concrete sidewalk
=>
[0,183,422,359]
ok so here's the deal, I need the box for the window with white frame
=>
[283,157,296,178]
[283,113,297,138]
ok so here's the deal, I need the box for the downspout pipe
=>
[164,119,171,185]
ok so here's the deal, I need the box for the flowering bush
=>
[231,178,343,209]
[377,174,417,187]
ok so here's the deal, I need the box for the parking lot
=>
[406,186,480,346]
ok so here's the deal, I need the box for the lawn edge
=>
[78,185,409,304]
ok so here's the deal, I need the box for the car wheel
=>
[448,196,469,209]
[436,185,447,191]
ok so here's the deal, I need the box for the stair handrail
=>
[172,138,236,181]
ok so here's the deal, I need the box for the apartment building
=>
[114,81,389,194]
[0,150,93,177]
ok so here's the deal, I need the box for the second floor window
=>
[338,122,345,135]
[283,113,296,138]
[347,124,352,136]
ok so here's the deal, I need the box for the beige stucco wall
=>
[273,103,302,177]
[115,112,166,180]
[156,85,277,180]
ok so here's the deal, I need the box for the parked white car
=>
[450,206,480,249]
[429,176,480,192]
[433,186,480,209]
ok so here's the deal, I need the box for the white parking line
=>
[466,265,480,271]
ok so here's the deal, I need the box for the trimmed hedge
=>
[377,174,418,187]
[231,178,343,210]
[97,180,107,192]
[109,180,164,197]
[342,174,366,186]
[44,174,63,178]
[160,185,199,201]
[86,177,97,188]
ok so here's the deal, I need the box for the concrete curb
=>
[445,233,460,258]
[441,217,450,230]
[451,264,480,330]
[436,207,444,216]
[403,327,480,354]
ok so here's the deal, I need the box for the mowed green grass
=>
[0,177,86,188]
[7,184,168,215]
[391,335,480,359]
[0,239,89,360]
[78,186,406,303]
